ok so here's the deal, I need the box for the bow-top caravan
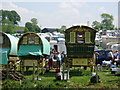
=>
[18,32,50,73]
[0,32,18,65]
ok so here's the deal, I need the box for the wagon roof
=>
[0,32,18,56]
[65,25,96,32]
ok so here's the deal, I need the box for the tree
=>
[101,13,114,30]
[92,21,102,31]
[31,18,38,25]
[60,25,66,31]
[92,13,116,30]
[24,27,29,32]
[2,19,14,25]
[58,25,67,33]
[10,10,21,25]
[2,19,15,34]
[0,10,21,34]
[1,10,21,25]
[33,25,40,33]
[25,18,41,33]
[25,22,33,32]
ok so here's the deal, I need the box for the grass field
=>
[2,67,120,89]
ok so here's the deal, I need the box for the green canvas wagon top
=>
[18,32,50,58]
[0,32,18,56]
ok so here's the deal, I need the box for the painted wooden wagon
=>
[65,25,96,70]
[18,32,50,74]
[0,32,19,67]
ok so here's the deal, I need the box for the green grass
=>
[2,68,120,89]
[98,46,103,49]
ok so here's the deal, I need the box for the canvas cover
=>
[0,51,8,65]
[18,45,42,56]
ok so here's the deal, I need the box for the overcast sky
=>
[1,0,119,28]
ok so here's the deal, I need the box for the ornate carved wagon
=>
[65,25,96,69]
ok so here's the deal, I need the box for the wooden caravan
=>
[65,25,96,67]
[0,32,18,65]
[18,32,50,73]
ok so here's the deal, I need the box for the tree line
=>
[0,10,41,34]
[92,13,118,31]
[0,10,118,34]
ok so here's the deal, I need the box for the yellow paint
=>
[24,60,38,66]
[70,32,76,43]
[72,58,88,65]
[9,57,19,61]
[85,32,91,44]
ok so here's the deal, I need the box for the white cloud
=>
[59,1,85,8]
[59,2,86,15]
[1,2,42,26]
[98,7,107,14]
[1,2,117,28]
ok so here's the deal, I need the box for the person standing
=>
[53,50,57,60]
[118,50,120,60]
[48,51,54,69]
[113,51,118,59]
[108,50,114,64]
[116,50,120,66]
[56,52,61,68]
[61,51,66,64]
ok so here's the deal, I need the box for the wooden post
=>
[33,62,35,80]
[67,65,70,80]
[20,80,22,85]
[37,60,39,80]
[96,65,98,83]
[63,63,65,80]
[41,58,43,74]
[20,60,22,73]
[6,64,9,78]
[14,61,16,71]
[22,60,24,74]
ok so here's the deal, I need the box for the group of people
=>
[107,50,120,65]
[48,50,66,69]
[95,50,120,66]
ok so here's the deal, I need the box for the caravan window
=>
[77,32,84,43]
[28,36,35,44]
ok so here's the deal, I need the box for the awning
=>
[18,45,43,56]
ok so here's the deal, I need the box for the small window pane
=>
[77,32,84,44]
[28,37,35,44]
